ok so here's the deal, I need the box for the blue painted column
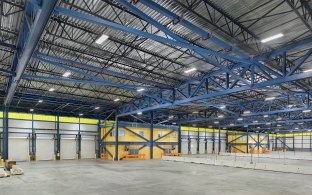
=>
[78,117,81,159]
[31,112,36,160]
[115,116,119,161]
[197,128,200,154]
[150,111,153,159]
[97,119,101,158]
[178,117,181,153]
[218,126,221,154]
[2,107,9,159]
[56,115,60,160]
[205,129,207,154]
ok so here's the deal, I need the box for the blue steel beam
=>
[32,55,158,90]
[34,52,169,88]
[54,6,254,86]
[114,0,250,85]
[5,0,57,106]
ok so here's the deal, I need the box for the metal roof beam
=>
[4,0,57,106]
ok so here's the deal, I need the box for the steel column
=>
[218,126,221,154]
[150,112,153,159]
[178,117,181,153]
[56,115,60,160]
[2,107,9,159]
[115,116,119,161]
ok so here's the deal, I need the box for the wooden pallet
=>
[123,154,145,160]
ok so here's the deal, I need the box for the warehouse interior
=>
[1,0,312,194]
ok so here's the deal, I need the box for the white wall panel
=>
[199,140,206,154]
[59,123,79,131]
[61,139,77,159]
[9,119,31,128]
[80,124,97,132]
[9,136,29,161]
[34,121,55,129]
[207,141,213,153]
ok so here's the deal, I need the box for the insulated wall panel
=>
[80,124,97,132]
[199,140,206,154]
[190,139,197,154]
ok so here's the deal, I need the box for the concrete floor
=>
[1,159,312,195]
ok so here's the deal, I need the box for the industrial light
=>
[218,115,224,118]
[257,126,260,129]
[30,108,34,112]
[263,114,268,118]
[222,127,226,129]
[295,128,299,130]
[95,34,109,44]
[303,109,311,113]
[114,98,120,102]
[303,69,312,73]
[172,122,176,125]
[277,124,282,127]
[243,110,251,114]
[184,68,197,73]
[95,107,100,110]
[79,113,83,116]
[38,100,43,103]
[265,97,276,101]
[237,118,243,121]
[253,120,258,123]
[244,125,248,127]
[298,122,303,125]
[137,112,143,115]
[168,115,174,119]
[230,123,234,126]
[192,111,199,114]
[277,117,282,120]
[266,122,271,125]
[48,88,55,92]
[62,71,71,77]
[261,33,284,43]
[220,105,226,109]
[209,125,212,128]
[287,104,293,108]
[214,121,219,124]
[137,88,145,92]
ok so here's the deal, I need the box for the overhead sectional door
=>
[190,139,197,154]
[36,135,54,160]
[199,139,206,154]
[181,138,189,154]
[9,135,29,161]
[61,136,77,160]
[81,136,95,159]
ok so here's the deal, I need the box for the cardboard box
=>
[5,160,16,171]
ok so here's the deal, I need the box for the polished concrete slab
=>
[0,159,311,195]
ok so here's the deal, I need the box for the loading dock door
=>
[36,135,54,160]
[81,139,95,159]
[181,139,189,154]
[190,139,197,154]
[9,136,29,161]
[61,139,77,160]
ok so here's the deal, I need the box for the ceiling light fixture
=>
[95,107,100,110]
[263,114,269,118]
[114,98,120,102]
[30,108,34,112]
[237,118,243,121]
[62,71,71,77]
[243,110,251,114]
[184,68,197,73]
[303,69,312,73]
[265,97,276,101]
[218,115,224,118]
[95,34,109,44]
[303,109,311,113]
[137,112,143,115]
[220,105,226,109]
[214,121,219,124]
[48,88,55,92]
[230,123,234,126]
[79,113,83,116]
[261,33,284,43]
[38,100,43,103]
[168,115,174,119]
[137,88,145,92]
